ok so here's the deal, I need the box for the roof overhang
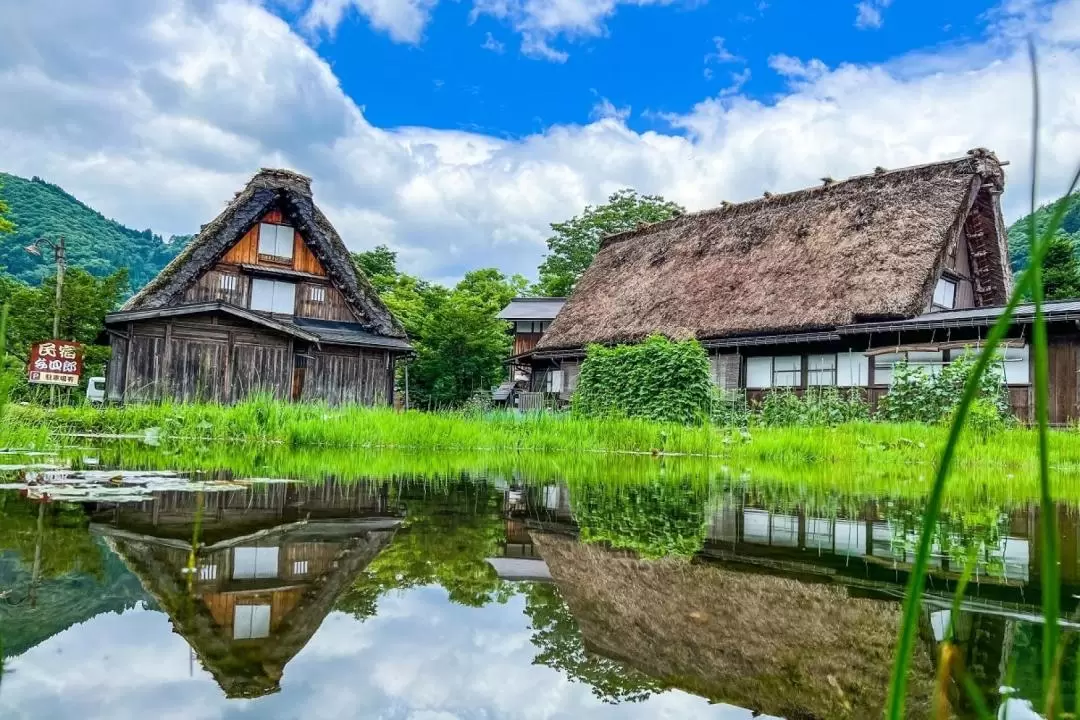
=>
[105,301,320,342]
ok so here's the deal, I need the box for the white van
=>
[86,376,106,405]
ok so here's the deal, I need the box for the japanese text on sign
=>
[28,340,84,387]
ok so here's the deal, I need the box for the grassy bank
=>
[2,397,1080,491]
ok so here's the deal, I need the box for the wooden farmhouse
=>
[526,148,1080,424]
[493,296,565,406]
[104,169,410,405]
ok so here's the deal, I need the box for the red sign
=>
[28,340,83,387]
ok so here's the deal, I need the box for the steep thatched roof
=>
[538,149,1009,351]
[533,533,937,719]
[124,168,405,339]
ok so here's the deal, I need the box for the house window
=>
[807,354,837,386]
[546,370,564,393]
[233,605,271,640]
[874,351,944,385]
[258,223,295,259]
[836,352,869,387]
[516,321,545,333]
[250,279,296,314]
[293,560,309,576]
[232,546,279,580]
[219,274,237,292]
[198,564,217,581]
[933,277,957,310]
[309,285,326,303]
[745,357,773,389]
[1002,345,1030,385]
[772,356,801,387]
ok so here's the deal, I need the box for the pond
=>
[0,445,1072,719]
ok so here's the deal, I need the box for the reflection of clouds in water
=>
[1,586,742,720]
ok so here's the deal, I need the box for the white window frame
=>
[232,546,279,580]
[933,277,957,310]
[1002,345,1030,385]
[258,223,295,260]
[309,285,326,303]
[250,279,296,315]
[807,354,837,386]
[292,560,309,576]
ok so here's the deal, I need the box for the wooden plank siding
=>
[219,211,327,277]
[300,346,393,406]
[513,333,543,357]
[183,267,251,307]
[942,229,977,310]
[295,281,357,322]
[1049,339,1079,425]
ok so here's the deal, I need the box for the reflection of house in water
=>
[89,479,401,698]
[485,483,573,582]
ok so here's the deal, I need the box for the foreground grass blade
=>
[884,159,1080,718]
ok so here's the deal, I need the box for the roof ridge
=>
[599,149,1002,249]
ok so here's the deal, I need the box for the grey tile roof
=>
[842,299,1080,332]
[497,297,566,321]
[289,318,413,350]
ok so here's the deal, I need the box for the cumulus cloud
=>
[302,0,439,42]
[472,0,690,61]
[855,0,892,29]
[482,31,507,53]
[1,0,1079,285]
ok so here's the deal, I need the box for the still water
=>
[0,448,1072,719]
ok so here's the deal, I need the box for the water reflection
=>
[0,461,1074,719]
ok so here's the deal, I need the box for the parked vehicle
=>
[86,376,106,405]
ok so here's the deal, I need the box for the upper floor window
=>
[309,285,326,303]
[258,223,294,260]
[219,274,237,292]
[932,276,957,310]
[251,278,296,314]
[515,321,548,333]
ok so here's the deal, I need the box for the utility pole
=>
[25,235,66,406]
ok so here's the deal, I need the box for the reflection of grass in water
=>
[44,439,1080,511]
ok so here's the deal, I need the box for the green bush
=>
[572,335,713,425]
[880,350,1010,424]
[756,387,870,427]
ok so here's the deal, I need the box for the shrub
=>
[880,350,1010,424]
[756,387,870,427]
[573,335,713,425]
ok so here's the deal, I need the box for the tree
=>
[0,181,14,235]
[1041,232,1080,299]
[353,245,400,294]
[535,189,685,296]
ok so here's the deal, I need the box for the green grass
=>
[4,399,1080,476]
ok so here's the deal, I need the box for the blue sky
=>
[298,0,997,136]
[0,0,1078,284]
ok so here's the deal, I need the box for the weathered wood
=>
[295,281,357,321]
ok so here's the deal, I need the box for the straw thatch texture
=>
[125,168,405,339]
[533,533,937,719]
[538,150,1007,351]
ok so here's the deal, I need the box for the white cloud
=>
[302,0,438,42]
[855,0,892,29]
[1,0,1080,287]
[706,36,741,64]
[482,31,506,53]
[590,96,631,122]
[472,0,690,62]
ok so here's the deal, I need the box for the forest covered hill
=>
[0,173,187,291]
[1006,191,1080,274]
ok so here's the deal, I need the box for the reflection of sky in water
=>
[0,586,769,720]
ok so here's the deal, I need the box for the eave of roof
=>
[497,297,567,321]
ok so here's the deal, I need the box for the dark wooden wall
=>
[113,318,395,406]
[1049,338,1079,425]
[513,332,543,357]
[943,229,977,309]
[300,345,394,406]
[295,281,356,322]
[184,268,252,306]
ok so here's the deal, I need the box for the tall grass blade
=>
[884,134,1080,720]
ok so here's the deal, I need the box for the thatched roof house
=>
[533,532,937,719]
[105,169,410,405]
[537,149,1009,352]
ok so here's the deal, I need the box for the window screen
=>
[1002,345,1030,385]
[258,223,294,259]
[309,285,326,302]
[874,353,902,386]
[250,279,296,314]
[233,605,271,640]
[836,352,868,387]
[745,357,773,389]
[933,277,957,309]
[232,546,279,579]
[807,354,837,386]
[772,356,801,387]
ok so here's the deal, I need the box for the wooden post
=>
[162,320,174,402]
[123,322,136,403]
[223,330,235,404]
[404,361,410,411]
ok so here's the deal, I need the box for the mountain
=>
[1006,191,1080,274]
[0,173,187,291]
